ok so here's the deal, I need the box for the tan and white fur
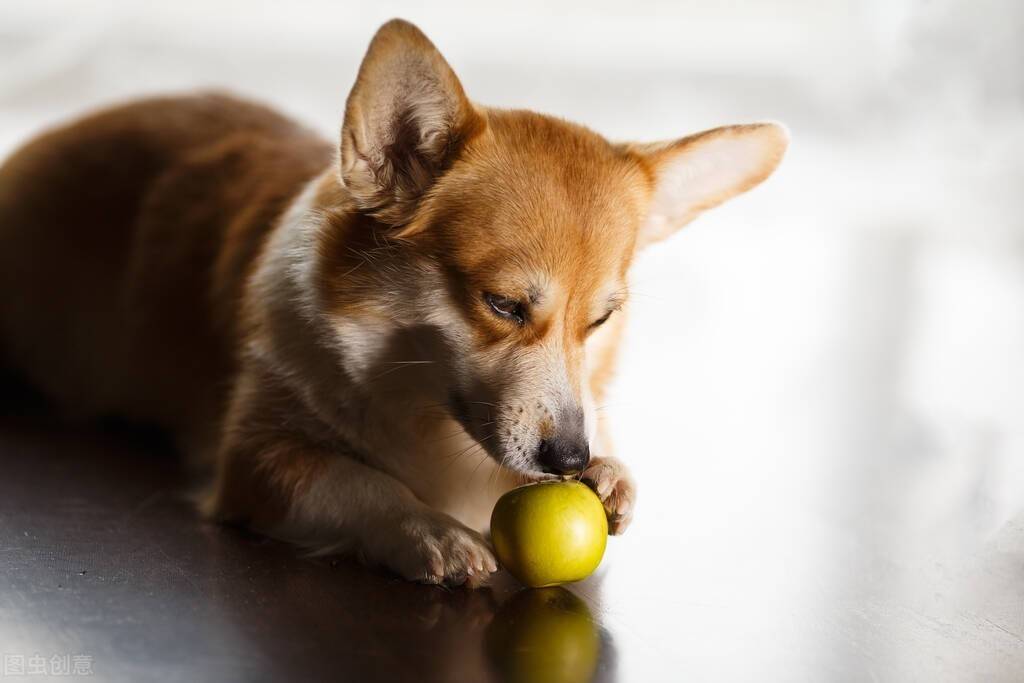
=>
[0,20,787,586]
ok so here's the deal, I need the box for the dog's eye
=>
[484,293,526,325]
[589,311,614,329]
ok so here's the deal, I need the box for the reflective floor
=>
[1,387,1022,683]
[0,414,618,683]
[2,1,1024,681]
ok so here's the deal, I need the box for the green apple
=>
[490,480,608,587]
[485,587,600,683]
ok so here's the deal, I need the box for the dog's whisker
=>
[439,448,478,475]
[489,451,512,491]
[424,427,472,445]
[363,359,438,384]
[449,443,484,480]
[366,366,407,382]
[439,433,495,473]
[466,445,493,489]
[440,439,483,463]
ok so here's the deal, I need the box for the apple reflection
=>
[486,587,604,683]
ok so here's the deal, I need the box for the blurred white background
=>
[1,1,1022,680]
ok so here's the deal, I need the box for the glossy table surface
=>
[1,390,1023,683]
[0,412,615,683]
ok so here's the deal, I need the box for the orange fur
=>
[0,19,786,586]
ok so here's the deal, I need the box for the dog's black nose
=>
[537,437,590,475]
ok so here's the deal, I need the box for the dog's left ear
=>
[340,19,484,226]
[626,123,788,247]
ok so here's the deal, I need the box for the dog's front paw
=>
[582,456,636,535]
[390,512,498,588]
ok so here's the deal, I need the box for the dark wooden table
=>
[0,412,615,682]
[4,378,1024,682]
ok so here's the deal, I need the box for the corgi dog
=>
[0,19,786,586]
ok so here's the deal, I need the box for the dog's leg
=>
[202,373,497,587]
[299,457,499,587]
[582,456,637,535]
[582,421,637,535]
[207,435,498,587]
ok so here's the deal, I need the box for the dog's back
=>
[0,93,331,446]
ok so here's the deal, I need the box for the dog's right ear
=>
[625,123,788,248]
[340,19,483,226]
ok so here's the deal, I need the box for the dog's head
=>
[327,19,787,476]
